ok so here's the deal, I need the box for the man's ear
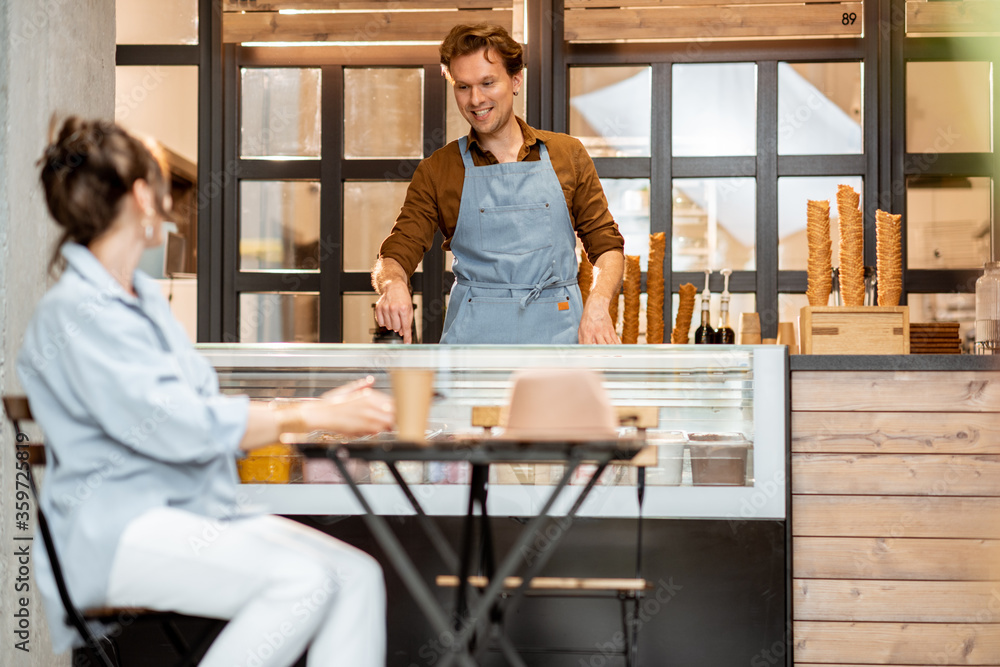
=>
[512,69,524,92]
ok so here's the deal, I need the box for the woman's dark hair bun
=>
[39,116,171,273]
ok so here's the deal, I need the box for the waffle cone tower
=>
[806,199,833,307]
[876,210,902,306]
[647,233,666,344]
[578,249,593,305]
[671,283,697,344]
[836,184,865,306]
[622,255,641,344]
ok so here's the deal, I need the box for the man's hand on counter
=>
[373,257,414,344]
[579,294,620,344]
[579,251,624,345]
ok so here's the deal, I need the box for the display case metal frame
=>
[203,344,789,521]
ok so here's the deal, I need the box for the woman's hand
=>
[241,378,395,452]
[305,379,395,436]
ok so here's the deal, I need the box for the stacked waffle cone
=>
[671,283,697,344]
[647,233,666,344]
[876,210,902,306]
[622,255,641,344]
[837,184,865,306]
[578,249,593,305]
[806,199,833,307]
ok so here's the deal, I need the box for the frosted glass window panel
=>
[116,66,199,165]
[569,67,651,158]
[907,293,976,353]
[777,176,864,271]
[117,0,197,45]
[240,293,319,343]
[344,293,423,344]
[672,178,756,272]
[907,62,992,154]
[907,176,991,269]
[778,62,862,155]
[778,294,812,331]
[343,182,413,272]
[345,68,423,159]
[601,179,651,266]
[241,69,321,159]
[673,64,757,157]
[446,72,527,145]
[670,293,756,344]
[240,182,321,272]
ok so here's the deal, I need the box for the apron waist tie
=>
[455,276,578,309]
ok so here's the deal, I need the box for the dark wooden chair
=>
[3,395,224,667]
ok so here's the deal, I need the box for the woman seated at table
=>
[17,117,393,667]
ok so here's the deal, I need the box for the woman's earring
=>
[144,225,154,240]
[513,90,519,96]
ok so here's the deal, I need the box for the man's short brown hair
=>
[439,23,523,79]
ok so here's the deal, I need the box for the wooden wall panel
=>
[563,4,862,41]
[224,9,511,43]
[792,370,1000,666]
[792,371,1000,413]
[566,0,841,5]
[906,0,1000,35]
[795,579,1000,623]
[793,495,1000,539]
[793,621,1000,665]
[792,453,1000,496]
[224,0,510,10]
[794,537,1000,581]
[793,411,1000,454]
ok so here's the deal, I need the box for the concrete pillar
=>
[0,0,115,665]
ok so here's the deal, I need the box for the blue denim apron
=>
[440,137,583,344]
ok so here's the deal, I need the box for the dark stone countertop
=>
[789,355,1000,372]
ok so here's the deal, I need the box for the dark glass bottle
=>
[694,301,715,344]
[714,298,735,344]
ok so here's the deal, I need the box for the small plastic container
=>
[302,458,371,484]
[645,430,687,486]
[238,444,300,484]
[688,433,751,486]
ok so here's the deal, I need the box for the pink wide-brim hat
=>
[500,368,618,440]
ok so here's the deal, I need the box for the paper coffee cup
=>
[390,369,435,442]
[738,312,761,345]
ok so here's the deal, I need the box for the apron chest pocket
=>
[478,202,553,255]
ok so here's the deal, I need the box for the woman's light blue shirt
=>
[17,243,250,653]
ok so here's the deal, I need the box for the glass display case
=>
[202,344,788,520]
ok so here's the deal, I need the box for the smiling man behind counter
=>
[372,23,624,345]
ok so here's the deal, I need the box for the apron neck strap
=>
[458,135,550,169]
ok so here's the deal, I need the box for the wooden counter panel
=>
[563,4,862,41]
[224,9,511,43]
[792,453,1000,496]
[792,371,1000,413]
[793,495,1000,539]
[907,0,1000,35]
[224,0,509,9]
[794,537,1000,581]
[794,579,1000,623]
[566,0,846,5]
[793,621,1000,664]
[793,412,1000,454]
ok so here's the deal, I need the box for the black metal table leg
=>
[330,455,478,667]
